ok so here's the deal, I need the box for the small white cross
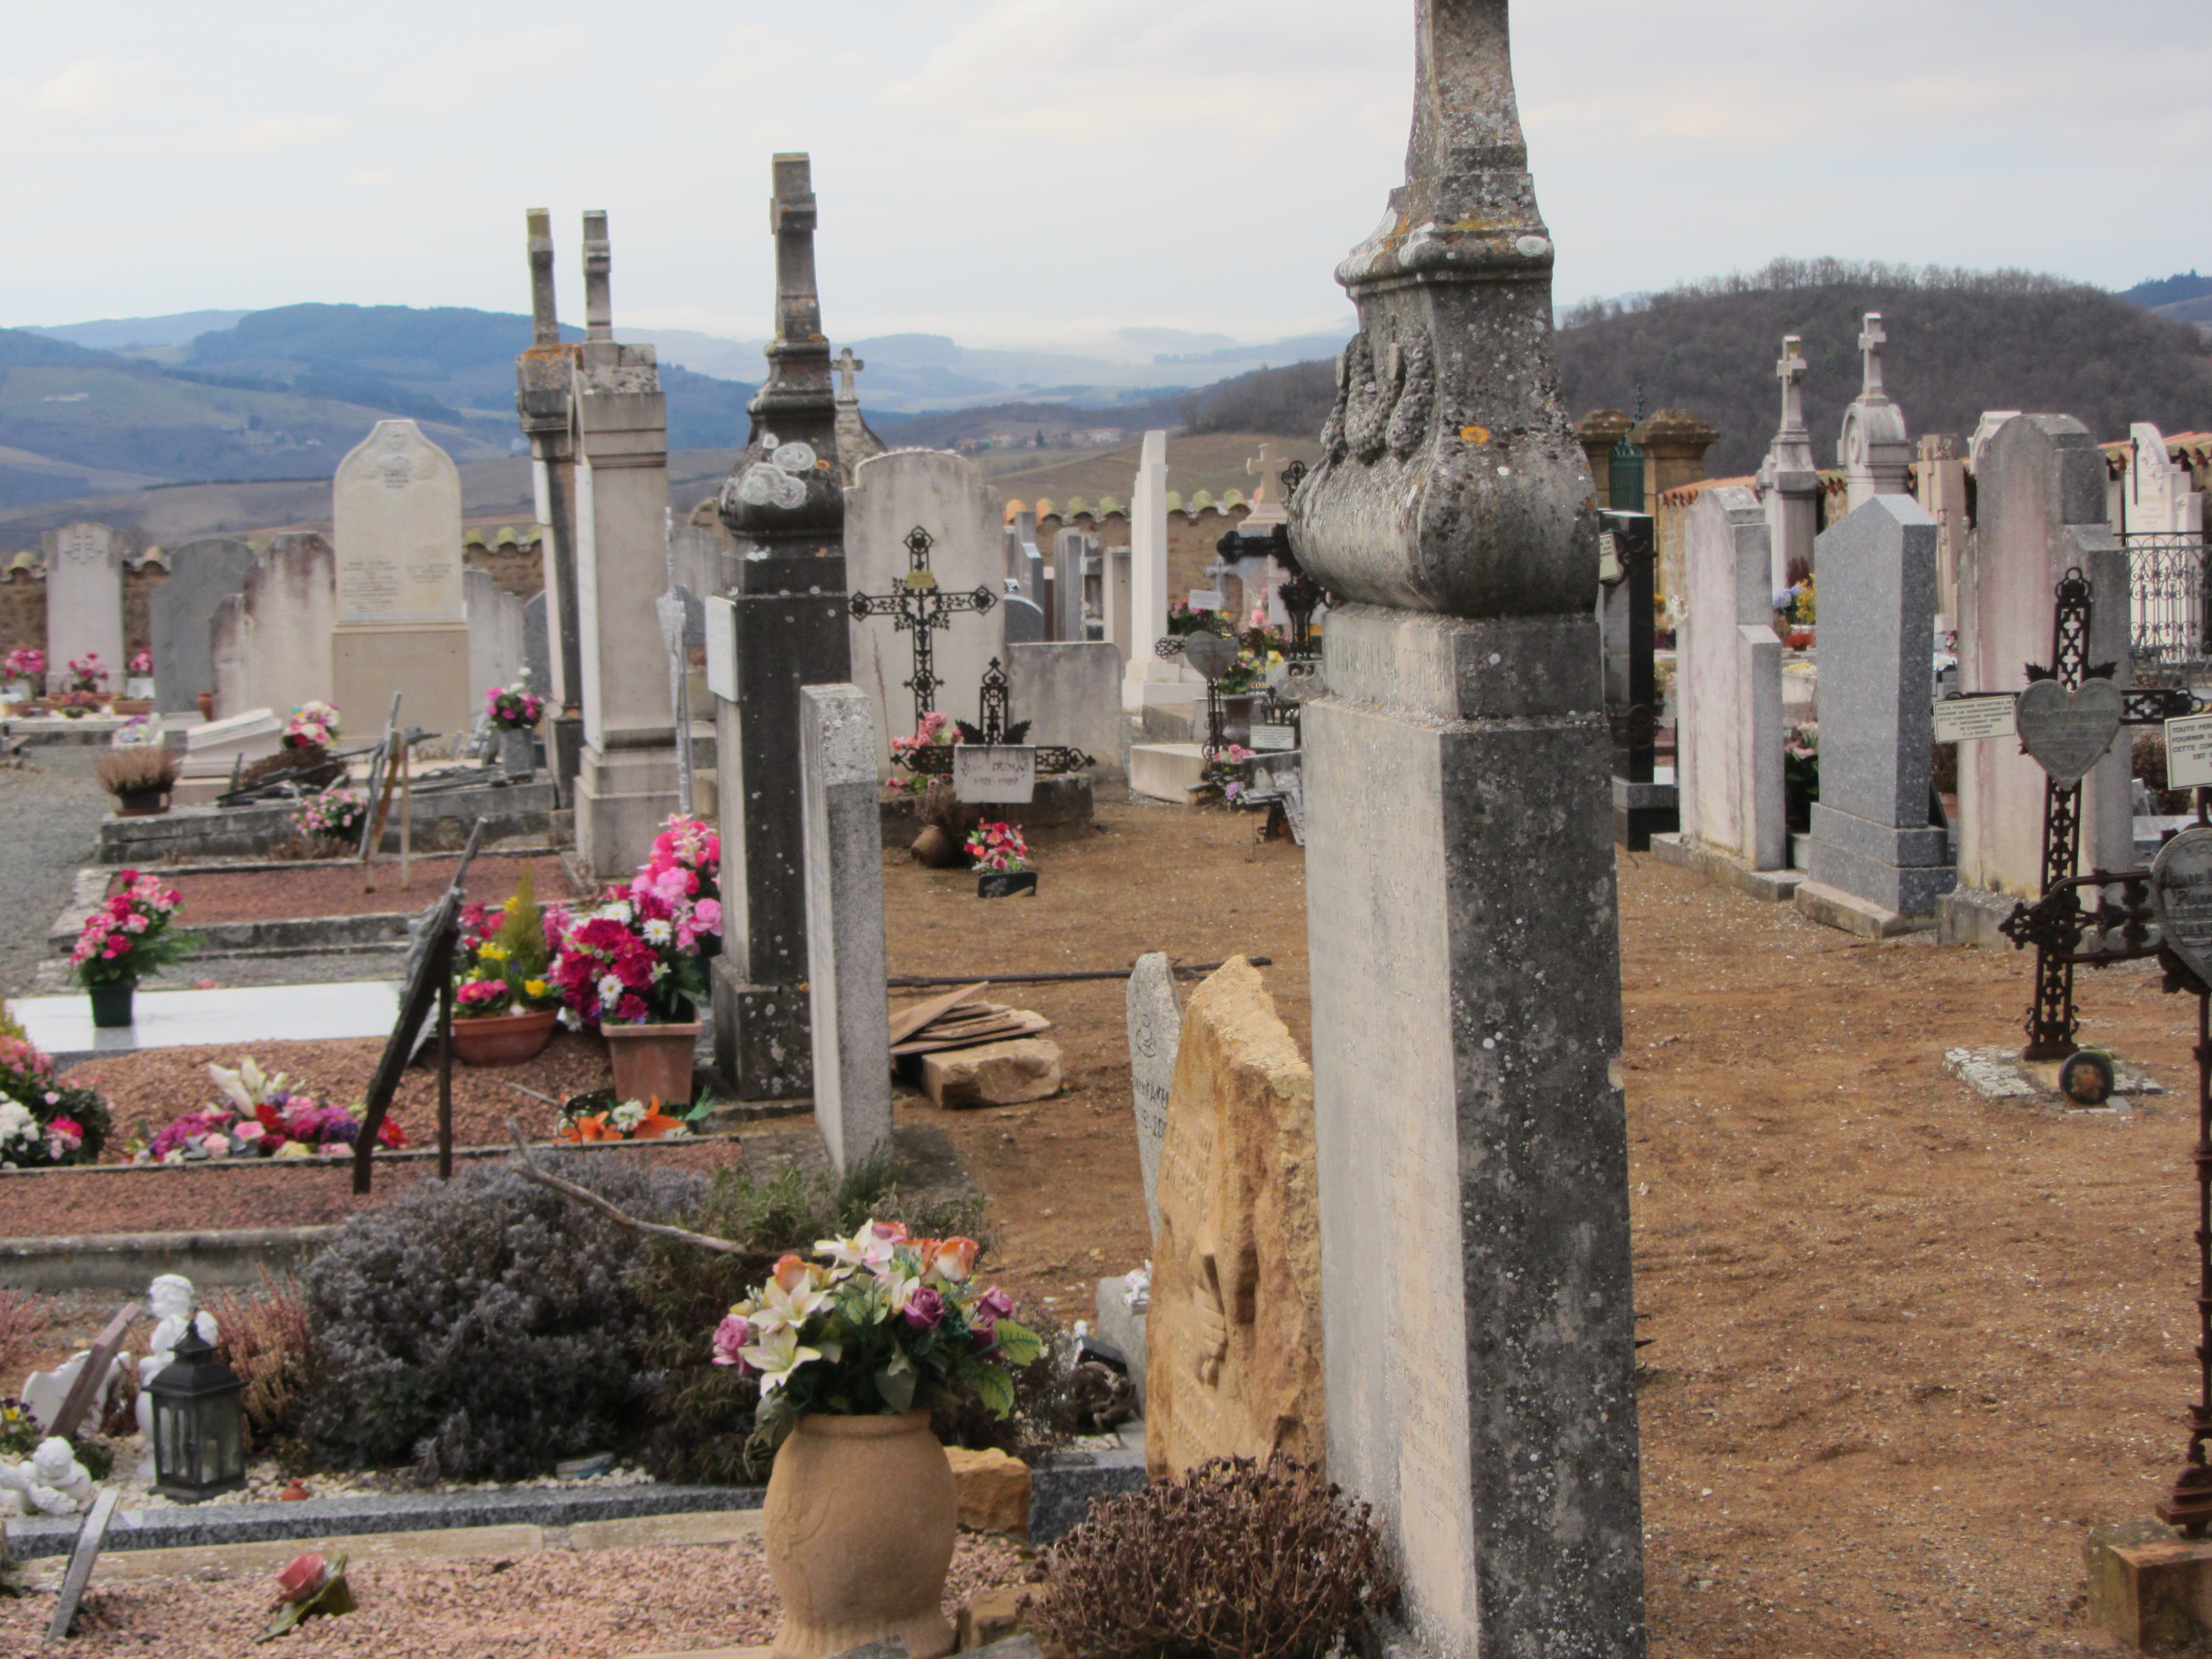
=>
[1246,441,1289,507]
[1858,313,1887,400]
[834,347,864,402]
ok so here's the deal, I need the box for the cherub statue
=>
[134,1274,219,1461]
[0,1436,96,1515]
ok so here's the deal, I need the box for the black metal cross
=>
[895,657,1095,776]
[847,524,997,729]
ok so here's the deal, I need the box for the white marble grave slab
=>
[18,982,403,1066]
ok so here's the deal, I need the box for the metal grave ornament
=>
[2015,677,2124,787]
[2152,826,2212,988]
[1181,632,1240,682]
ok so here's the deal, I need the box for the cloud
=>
[11,56,166,120]
[383,25,587,108]
[223,115,346,152]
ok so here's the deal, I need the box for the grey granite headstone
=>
[1052,529,1095,643]
[801,684,890,1174]
[1124,952,1181,1237]
[522,591,551,693]
[1802,495,1955,922]
[150,538,255,714]
[1001,595,1045,646]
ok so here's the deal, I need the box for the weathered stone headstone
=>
[1839,312,1912,513]
[2126,422,2205,536]
[1146,957,1322,1479]
[708,153,856,1101]
[521,590,552,695]
[42,523,124,695]
[846,448,1005,763]
[1001,594,1045,646]
[1052,529,1095,641]
[1008,641,1122,780]
[1954,414,2131,902]
[1915,433,1969,628]
[1678,484,1785,870]
[46,1487,119,1641]
[463,566,528,715]
[1286,4,1647,1648]
[331,420,471,738]
[149,537,255,714]
[1124,952,1182,1237]
[1105,543,1132,660]
[800,684,890,1173]
[2151,827,2212,986]
[1123,431,1198,715]
[1797,495,1954,933]
[208,535,336,722]
[1757,335,1819,591]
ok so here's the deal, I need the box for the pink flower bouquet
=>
[64,652,109,693]
[964,821,1030,875]
[3,648,44,685]
[70,871,189,988]
[283,701,341,750]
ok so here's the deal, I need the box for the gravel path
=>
[0,748,111,1000]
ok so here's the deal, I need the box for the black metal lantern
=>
[147,1326,247,1501]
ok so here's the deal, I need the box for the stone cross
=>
[773,154,825,352]
[1776,335,1808,435]
[1246,442,1290,509]
[582,211,613,343]
[1859,312,1888,400]
[527,208,560,347]
[834,348,864,403]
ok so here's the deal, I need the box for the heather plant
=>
[302,1157,703,1480]
[1026,1456,1397,1659]
[205,1272,317,1455]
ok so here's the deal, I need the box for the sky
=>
[3,0,2206,355]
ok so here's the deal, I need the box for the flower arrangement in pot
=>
[0,1014,110,1168]
[966,821,1035,898]
[124,647,154,699]
[96,727,180,817]
[134,1056,405,1163]
[69,871,189,1028]
[290,788,368,857]
[283,701,341,752]
[64,652,109,696]
[486,672,545,778]
[716,1223,1042,1659]
[2,648,43,705]
[548,815,721,1104]
[448,868,564,1066]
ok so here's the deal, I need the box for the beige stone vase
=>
[764,1410,958,1659]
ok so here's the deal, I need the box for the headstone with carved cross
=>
[832,345,886,482]
[1243,442,1293,531]
[707,152,855,1105]
[1838,311,1912,512]
[1757,333,1819,591]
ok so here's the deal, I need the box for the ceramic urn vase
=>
[763,1410,957,1659]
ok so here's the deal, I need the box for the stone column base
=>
[573,741,679,879]
[2087,1520,2212,1654]
[709,957,811,1101]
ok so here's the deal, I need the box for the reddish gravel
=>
[0,1137,745,1239]
[9,1530,1035,1657]
[146,854,581,925]
[68,1032,617,1157]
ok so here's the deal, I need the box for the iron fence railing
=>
[2126,531,2210,669]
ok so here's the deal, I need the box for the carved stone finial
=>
[582,211,612,343]
[1290,0,1590,619]
[1859,312,1888,400]
[525,209,558,347]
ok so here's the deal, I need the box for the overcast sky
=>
[4,0,2205,352]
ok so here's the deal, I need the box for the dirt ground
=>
[150,853,579,924]
[19,796,2212,1655]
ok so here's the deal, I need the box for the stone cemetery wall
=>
[1957,414,2131,897]
[1007,641,1125,779]
[0,565,44,660]
[1146,957,1323,1479]
[1679,485,1786,868]
[461,533,547,599]
[847,449,1006,764]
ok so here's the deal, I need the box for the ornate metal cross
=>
[847,524,997,729]
[895,657,1095,777]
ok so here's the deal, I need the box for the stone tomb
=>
[42,523,124,695]
[1146,957,1322,1479]
[464,567,529,716]
[330,421,471,739]
[149,537,255,715]
[1796,495,1955,936]
[1668,485,1786,876]
[846,448,1006,765]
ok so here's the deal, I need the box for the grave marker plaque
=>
[1933,696,2017,744]
[954,744,1037,805]
[1250,723,1296,752]
[2152,827,2212,988]
[2016,677,2124,787]
[2167,715,2212,791]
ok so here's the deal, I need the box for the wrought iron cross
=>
[847,524,997,729]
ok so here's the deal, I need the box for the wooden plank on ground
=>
[888,982,988,1047]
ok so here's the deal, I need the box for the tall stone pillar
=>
[1120,431,1198,713]
[1287,4,1645,1655]
[568,211,679,879]
[1574,409,1632,510]
[1634,408,1718,623]
[1757,335,1820,592]
[1914,433,1969,628]
[513,208,586,801]
[707,153,854,1100]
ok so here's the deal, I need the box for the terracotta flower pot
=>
[911,825,961,868]
[764,1411,957,1659]
[450,1008,559,1067]
[196,692,215,719]
[602,1020,701,1107]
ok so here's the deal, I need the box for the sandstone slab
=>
[920,1040,1061,1109]
[943,1448,1030,1538]
[1145,956,1322,1479]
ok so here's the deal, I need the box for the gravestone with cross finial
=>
[1243,441,1292,531]
[832,346,886,482]
[1285,0,1647,1650]
[1758,333,1819,591]
[1838,311,1912,512]
[707,152,855,1104]
[844,446,1006,765]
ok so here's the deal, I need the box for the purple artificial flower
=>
[901,1285,946,1331]
[972,1286,1014,1339]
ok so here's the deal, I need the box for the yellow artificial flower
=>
[479,942,508,963]
[524,978,548,999]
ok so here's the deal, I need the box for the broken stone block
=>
[920,1039,1062,1108]
[944,1445,1031,1536]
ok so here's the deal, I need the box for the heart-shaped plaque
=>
[2015,677,2123,787]
[1265,660,1328,703]
[1182,632,1240,682]
[2152,826,2212,987]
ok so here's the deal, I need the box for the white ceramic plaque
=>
[2169,713,2212,790]
[705,596,738,702]
[1250,723,1297,752]
[954,744,1037,804]
[1188,589,1224,611]
[1932,695,2017,743]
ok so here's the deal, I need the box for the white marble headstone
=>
[1125,952,1182,1238]
[332,421,465,625]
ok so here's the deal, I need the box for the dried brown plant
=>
[205,1271,317,1451]
[0,1290,49,1381]
[94,747,180,797]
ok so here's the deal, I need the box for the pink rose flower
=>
[972,1286,1014,1338]
[712,1313,753,1368]
[901,1285,946,1331]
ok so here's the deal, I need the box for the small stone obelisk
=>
[1286,2,1647,1652]
[708,154,856,1099]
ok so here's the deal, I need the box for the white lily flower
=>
[742,1324,823,1395]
